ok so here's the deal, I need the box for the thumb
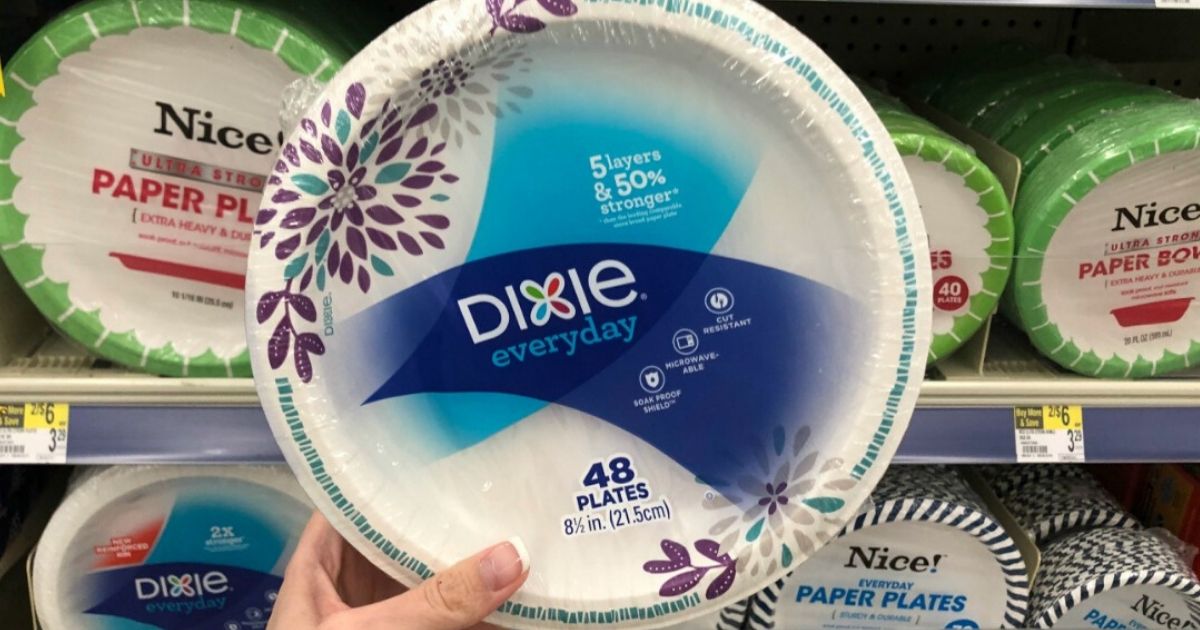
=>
[350,538,529,630]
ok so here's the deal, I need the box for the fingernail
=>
[479,536,528,592]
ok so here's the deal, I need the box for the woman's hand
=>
[268,512,529,629]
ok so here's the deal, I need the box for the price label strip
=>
[1013,405,1085,463]
[0,403,69,463]
[0,56,5,97]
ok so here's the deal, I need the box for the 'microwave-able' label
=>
[774,522,1006,629]
[1041,151,1200,363]
[903,156,992,329]
[1055,585,1199,630]
[50,478,308,629]
[11,26,297,360]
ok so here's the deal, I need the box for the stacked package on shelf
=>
[743,466,1029,629]
[0,0,371,376]
[988,465,1200,628]
[917,50,1200,378]
[32,465,313,629]
[857,82,1013,363]
[985,464,1138,546]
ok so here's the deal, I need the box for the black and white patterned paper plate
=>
[987,466,1136,546]
[981,465,1090,500]
[715,598,748,629]
[1030,527,1200,628]
[744,466,1030,628]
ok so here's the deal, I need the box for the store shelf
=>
[0,326,1196,464]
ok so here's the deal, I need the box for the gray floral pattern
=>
[396,46,534,149]
[701,425,857,578]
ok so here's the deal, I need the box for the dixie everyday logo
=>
[134,570,230,615]
[154,101,283,155]
[845,545,946,573]
[136,570,229,599]
[1112,201,1200,232]
[457,259,640,368]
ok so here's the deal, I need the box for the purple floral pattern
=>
[255,82,459,381]
[258,279,325,383]
[487,0,578,35]
[254,2,576,382]
[643,539,736,601]
[263,84,457,290]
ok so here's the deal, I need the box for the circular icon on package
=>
[704,287,734,314]
[933,275,969,312]
[639,366,665,393]
[245,607,264,621]
[672,329,699,355]
[224,623,240,630]
[265,589,279,602]
[945,620,979,629]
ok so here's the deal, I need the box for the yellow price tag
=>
[23,403,69,430]
[0,56,5,97]
[0,403,69,462]
[1014,405,1083,431]
[1014,405,1085,462]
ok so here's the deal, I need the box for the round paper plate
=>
[247,0,930,626]
[971,78,1124,143]
[899,129,1010,363]
[745,466,1029,629]
[1010,99,1200,377]
[33,465,312,630]
[1031,527,1200,628]
[859,94,1011,363]
[0,0,352,376]
[932,60,1105,126]
[999,82,1177,179]
[991,468,1136,546]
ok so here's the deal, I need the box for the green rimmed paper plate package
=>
[1008,99,1200,378]
[0,0,361,376]
[861,84,1013,362]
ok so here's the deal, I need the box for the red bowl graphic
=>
[110,253,245,289]
[1110,298,1195,327]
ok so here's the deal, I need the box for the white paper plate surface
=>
[247,0,930,626]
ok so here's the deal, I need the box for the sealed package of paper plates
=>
[32,465,312,630]
[245,0,931,626]
[743,466,1029,629]
[985,465,1136,546]
[0,0,360,376]
[1008,99,1200,377]
[1030,526,1200,628]
[858,83,1012,363]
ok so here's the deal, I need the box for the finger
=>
[267,513,350,628]
[346,537,529,630]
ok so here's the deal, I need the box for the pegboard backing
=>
[761,2,1075,84]
[4,3,1200,105]
[758,2,1200,95]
